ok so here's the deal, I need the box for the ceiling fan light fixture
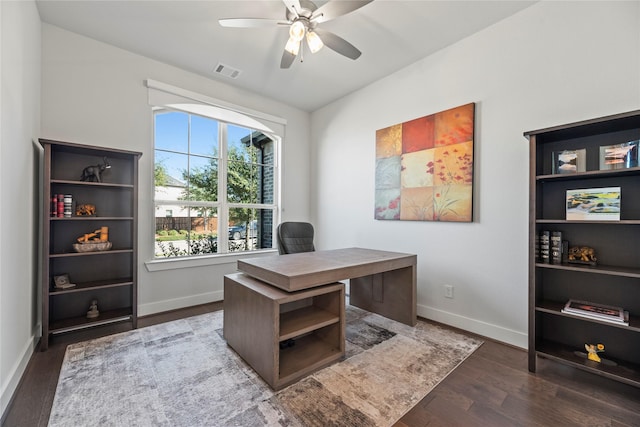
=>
[284,37,301,55]
[289,20,306,42]
[306,30,324,53]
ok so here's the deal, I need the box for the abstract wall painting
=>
[375,103,475,222]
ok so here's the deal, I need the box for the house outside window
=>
[154,109,277,258]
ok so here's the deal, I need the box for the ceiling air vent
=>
[214,63,241,79]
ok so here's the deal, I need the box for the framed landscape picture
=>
[599,140,639,170]
[566,187,621,221]
[553,149,586,174]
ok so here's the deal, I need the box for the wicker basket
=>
[73,241,112,253]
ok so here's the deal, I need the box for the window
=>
[154,109,278,258]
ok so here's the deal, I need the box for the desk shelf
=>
[279,333,343,383]
[280,305,340,341]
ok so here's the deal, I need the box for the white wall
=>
[310,1,640,348]
[0,0,41,417]
[40,24,311,316]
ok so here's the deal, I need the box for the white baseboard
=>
[138,291,224,317]
[1,329,39,421]
[418,304,527,349]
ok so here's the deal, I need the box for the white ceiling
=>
[36,0,535,112]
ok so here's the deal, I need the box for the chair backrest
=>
[277,222,315,254]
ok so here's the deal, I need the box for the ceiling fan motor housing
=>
[285,0,318,21]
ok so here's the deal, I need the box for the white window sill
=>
[144,248,278,272]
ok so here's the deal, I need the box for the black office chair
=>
[277,222,315,254]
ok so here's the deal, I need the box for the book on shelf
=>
[561,240,569,264]
[56,194,64,217]
[550,231,562,264]
[63,194,73,218]
[539,231,550,264]
[50,195,57,216]
[561,299,629,326]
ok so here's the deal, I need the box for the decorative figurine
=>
[568,246,597,265]
[75,204,96,216]
[80,157,110,182]
[585,343,605,363]
[77,226,109,243]
[87,300,100,319]
[73,226,111,252]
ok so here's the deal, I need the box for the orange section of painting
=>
[433,185,472,222]
[402,115,435,153]
[400,187,434,221]
[376,124,402,159]
[435,103,474,147]
[431,141,473,186]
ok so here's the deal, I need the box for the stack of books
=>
[51,193,73,217]
[562,299,629,326]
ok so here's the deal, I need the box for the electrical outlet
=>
[444,285,454,299]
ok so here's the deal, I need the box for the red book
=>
[57,194,64,217]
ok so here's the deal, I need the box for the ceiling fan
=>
[219,0,373,69]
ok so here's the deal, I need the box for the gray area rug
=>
[49,306,482,426]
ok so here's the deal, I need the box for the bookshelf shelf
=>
[49,308,133,335]
[525,109,640,387]
[49,278,134,295]
[536,340,640,388]
[535,300,640,332]
[50,217,134,221]
[50,179,134,189]
[535,262,640,278]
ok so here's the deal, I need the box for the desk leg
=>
[350,265,416,326]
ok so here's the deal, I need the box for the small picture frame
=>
[553,149,586,174]
[599,140,639,170]
[566,187,621,221]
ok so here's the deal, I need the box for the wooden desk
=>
[237,247,417,326]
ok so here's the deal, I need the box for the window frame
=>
[152,107,280,261]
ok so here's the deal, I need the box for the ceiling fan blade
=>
[311,0,373,24]
[219,18,286,28]
[282,0,302,17]
[280,49,297,69]
[314,28,362,60]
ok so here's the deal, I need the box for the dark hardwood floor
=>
[3,303,639,426]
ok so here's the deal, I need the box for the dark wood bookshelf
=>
[525,109,640,388]
[40,139,141,350]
